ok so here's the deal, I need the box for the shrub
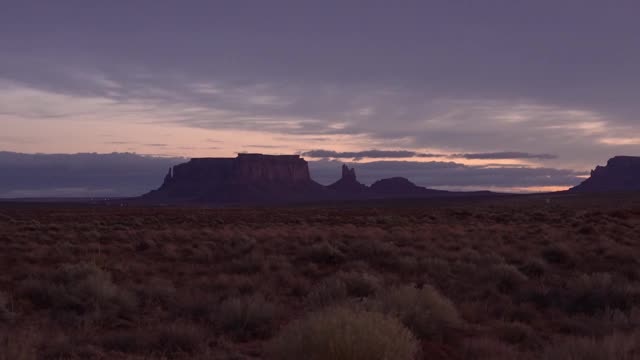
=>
[20,263,136,323]
[490,264,528,293]
[133,277,176,308]
[227,253,265,274]
[216,295,279,339]
[494,321,537,346]
[461,337,521,360]
[0,292,14,323]
[339,271,381,298]
[378,284,462,340]
[541,245,572,265]
[266,307,418,360]
[519,259,546,278]
[306,277,348,308]
[0,327,40,360]
[541,332,640,360]
[562,273,638,315]
[306,242,345,264]
[102,324,203,355]
[348,238,398,268]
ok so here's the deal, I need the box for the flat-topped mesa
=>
[146,154,320,202]
[232,154,311,184]
[570,156,640,193]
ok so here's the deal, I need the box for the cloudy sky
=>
[1,1,639,194]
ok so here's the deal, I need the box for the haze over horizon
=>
[2,1,639,195]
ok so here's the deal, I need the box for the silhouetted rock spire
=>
[328,164,368,193]
[341,164,357,182]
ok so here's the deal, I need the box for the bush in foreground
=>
[217,295,280,339]
[19,263,136,324]
[266,307,418,360]
[0,292,14,323]
[541,332,640,360]
[378,284,462,340]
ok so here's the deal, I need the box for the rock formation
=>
[370,177,447,196]
[327,165,368,193]
[141,153,495,204]
[144,154,324,203]
[570,156,640,193]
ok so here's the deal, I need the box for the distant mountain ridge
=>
[141,154,496,204]
[570,156,640,193]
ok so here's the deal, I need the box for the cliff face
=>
[232,154,311,184]
[570,156,640,192]
[145,154,321,202]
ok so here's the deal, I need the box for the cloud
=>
[0,151,184,198]
[1,1,639,175]
[144,143,168,147]
[302,149,557,161]
[0,67,637,172]
[244,145,282,149]
[301,149,438,159]
[454,152,557,160]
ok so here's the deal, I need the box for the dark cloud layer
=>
[302,149,557,161]
[0,152,183,197]
[302,150,438,160]
[454,152,558,160]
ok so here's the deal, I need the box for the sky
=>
[1,1,639,194]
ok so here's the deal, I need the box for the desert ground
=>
[1,193,639,359]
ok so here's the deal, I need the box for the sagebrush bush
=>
[0,292,14,323]
[519,258,547,278]
[306,277,348,308]
[490,264,528,293]
[541,332,640,360]
[0,327,39,360]
[20,263,136,322]
[563,273,638,315]
[378,284,462,340]
[541,245,572,265]
[216,294,279,339]
[494,321,537,346]
[339,271,381,298]
[461,337,521,360]
[266,307,418,360]
[306,241,345,264]
[133,277,176,308]
[102,324,203,355]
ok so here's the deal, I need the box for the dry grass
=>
[377,284,462,340]
[0,194,639,358]
[266,306,418,360]
[541,332,640,360]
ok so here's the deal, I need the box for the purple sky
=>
[1,1,639,192]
